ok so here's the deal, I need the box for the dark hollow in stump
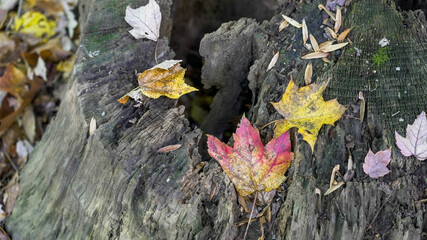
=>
[6,0,427,239]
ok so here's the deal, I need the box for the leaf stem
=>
[243,191,258,240]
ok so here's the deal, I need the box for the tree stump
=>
[6,0,427,239]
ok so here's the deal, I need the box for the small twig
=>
[154,40,159,64]
[243,191,258,240]
[415,198,427,204]
[4,151,18,172]
[17,0,24,18]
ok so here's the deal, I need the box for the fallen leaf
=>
[304,62,312,85]
[138,61,198,99]
[57,54,75,73]
[89,117,96,136]
[363,149,392,178]
[302,19,308,45]
[14,11,57,40]
[0,64,29,102]
[278,20,289,32]
[322,57,331,63]
[157,144,182,153]
[319,40,334,51]
[34,56,47,81]
[318,4,336,21]
[326,27,337,39]
[267,52,279,71]
[281,14,302,28]
[301,52,329,59]
[4,173,19,215]
[334,7,341,33]
[0,0,18,10]
[321,42,348,52]
[22,106,36,142]
[337,28,351,42]
[378,37,389,47]
[395,111,427,161]
[324,164,344,195]
[0,204,5,223]
[125,0,161,41]
[0,33,17,64]
[271,78,345,150]
[310,34,319,52]
[60,0,78,38]
[207,116,293,196]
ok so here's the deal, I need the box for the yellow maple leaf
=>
[271,79,345,150]
[138,62,198,99]
[14,11,56,40]
[118,60,198,103]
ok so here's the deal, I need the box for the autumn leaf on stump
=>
[125,0,161,41]
[207,116,294,196]
[395,111,427,161]
[271,79,345,150]
[363,149,392,178]
[118,60,198,103]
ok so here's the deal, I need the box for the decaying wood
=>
[5,0,427,239]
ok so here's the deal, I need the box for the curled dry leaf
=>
[279,20,289,32]
[363,149,392,178]
[321,42,348,52]
[318,4,336,21]
[267,52,279,71]
[34,56,47,81]
[310,34,319,52]
[334,7,342,33]
[282,14,302,28]
[125,0,161,41]
[207,116,294,196]
[322,57,331,63]
[395,111,427,161]
[271,78,345,150]
[337,28,352,42]
[302,19,308,45]
[304,62,313,85]
[156,144,182,153]
[0,64,29,101]
[301,52,329,59]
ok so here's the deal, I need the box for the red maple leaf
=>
[207,116,293,196]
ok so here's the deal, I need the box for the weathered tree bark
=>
[5,0,427,239]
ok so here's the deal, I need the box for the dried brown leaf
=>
[337,28,352,42]
[318,4,336,21]
[301,52,329,59]
[278,20,289,32]
[321,42,349,52]
[326,27,337,39]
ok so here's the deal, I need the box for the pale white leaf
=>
[304,62,312,85]
[318,4,336,21]
[301,52,329,59]
[379,37,389,47]
[321,42,348,53]
[0,0,17,10]
[334,7,342,33]
[282,14,302,28]
[34,57,47,81]
[89,117,96,136]
[60,0,78,38]
[326,27,337,39]
[149,60,182,70]
[267,52,279,71]
[128,87,143,103]
[310,34,319,52]
[319,41,334,51]
[363,149,391,178]
[395,111,427,161]
[302,19,308,44]
[125,0,161,41]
